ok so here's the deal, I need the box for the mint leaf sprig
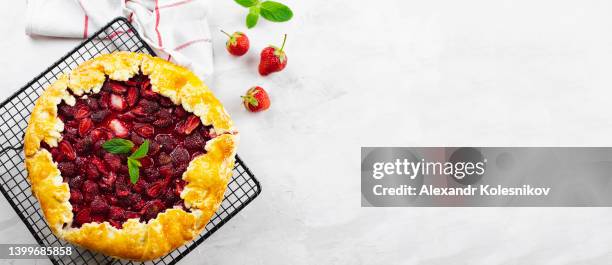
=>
[234,0,293,28]
[101,138,133,154]
[102,138,149,184]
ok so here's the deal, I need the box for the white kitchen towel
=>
[26,0,214,80]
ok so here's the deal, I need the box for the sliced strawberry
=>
[99,93,110,109]
[199,126,214,140]
[115,195,128,207]
[75,157,87,173]
[109,94,127,111]
[146,181,165,198]
[170,146,189,164]
[50,148,63,162]
[74,136,93,154]
[143,168,161,182]
[65,119,79,130]
[115,182,130,198]
[140,157,153,169]
[141,199,165,220]
[138,99,160,113]
[140,90,160,101]
[140,80,158,100]
[59,141,76,161]
[91,197,109,214]
[148,141,160,156]
[174,121,185,134]
[91,215,106,224]
[157,152,172,165]
[89,128,112,142]
[100,172,117,190]
[74,208,92,226]
[117,112,136,122]
[105,194,118,205]
[134,201,146,212]
[135,115,155,123]
[125,211,141,219]
[63,125,78,140]
[108,119,129,137]
[78,118,94,136]
[74,105,91,119]
[125,80,139,87]
[131,106,147,116]
[155,134,177,152]
[174,107,187,118]
[109,220,123,229]
[135,124,155,138]
[162,189,178,207]
[58,161,76,177]
[181,115,201,135]
[190,151,204,160]
[103,153,122,171]
[85,163,99,180]
[131,133,145,145]
[109,206,125,220]
[92,157,108,175]
[102,80,113,92]
[83,180,100,202]
[130,194,145,211]
[174,180,185,196]
[184,133,205,150]
[141,79,151,90]
[70,190,83,203]
[141,90,159,100]
[119,165,129,175]
[153,117,172,128]
[139,79,153,96]
[110,81,127,94]
[174,164,188,178]
[126,86,139,107]
[159,164,174,178]
[134,179,147,194]
[157,109,172,119]
[93,140,105,153]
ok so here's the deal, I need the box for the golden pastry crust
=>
[24,51,238,261]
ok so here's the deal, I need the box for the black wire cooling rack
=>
[0,17,261,265]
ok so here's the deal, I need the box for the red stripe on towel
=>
[107,29,133,40]
[174,38,210,51]
[164,38,209,62]
[83,15,89,38]
[76,0,89,38]
[154,0,163,47]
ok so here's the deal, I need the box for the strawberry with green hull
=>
[242,86,270,112]
[221,30,250,56]
[259,34,288,76]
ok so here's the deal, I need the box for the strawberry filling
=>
[42,74,216,229]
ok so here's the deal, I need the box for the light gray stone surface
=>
[2,0,612,264]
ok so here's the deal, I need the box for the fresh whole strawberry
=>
[241,86,270,112]
[221,30,249,56]
[258,34,288,76]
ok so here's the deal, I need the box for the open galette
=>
[24,51,238,261]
